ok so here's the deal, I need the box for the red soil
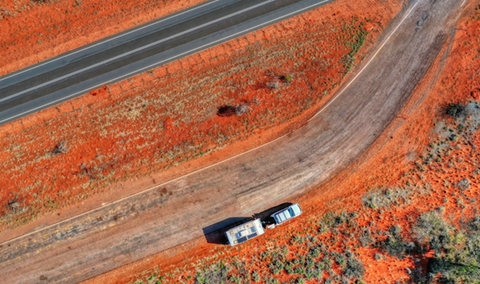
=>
[0,0,399,230]
[84,2,480,284]
[0,0,207,76]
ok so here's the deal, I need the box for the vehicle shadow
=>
[202,203,293,244]
[202,217,252,244]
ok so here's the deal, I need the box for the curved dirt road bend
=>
[0,0,466,283]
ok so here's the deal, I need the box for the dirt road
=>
[0,0,466,283]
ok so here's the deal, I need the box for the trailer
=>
[225,219,265,246]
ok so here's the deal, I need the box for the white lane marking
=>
[0,0,223,83]
[0,0,418,245]
[308,0,421,122]
[0,0,332,125]
[0,0,272,104]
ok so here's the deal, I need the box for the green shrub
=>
[410,213,480,283]
[266,277,279,284]
[229,275,241,284]
[413,211,454,252]
[251,271,260,282]
[335,254,347,266]
[445,103,465,119]
[305,268,315,280]
[316,262,324,270]
[296,277,306,284]
[427,232,480,283]
[315,268,324,280]
[295,266,306,275]
[344,257,365,280]
[381,234,411,258]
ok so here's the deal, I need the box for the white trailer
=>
[225,219,265,246]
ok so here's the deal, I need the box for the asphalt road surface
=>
[0,0,466,283]
[0,0,335,126]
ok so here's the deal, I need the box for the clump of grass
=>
[455,178,470,191]
[194,263,231,284]
[362,187,413,209]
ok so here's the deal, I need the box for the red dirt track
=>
[0,0,399,231]
[0,0,469,283]
[95,2,480,283]
[1,0,478,283]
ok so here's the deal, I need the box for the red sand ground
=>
[0,0,207,77]
[84,2,480,284]
[0,0,400,230]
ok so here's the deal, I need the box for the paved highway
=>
[0,0,467,283]
[0,0,334,126]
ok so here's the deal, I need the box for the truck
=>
[225,203,302,246]
[271,203,302,225]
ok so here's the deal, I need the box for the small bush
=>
[341,276,351,284]
[413,211,454,252]
[194,263,230,284]
[252,271,260,282]
[445,103,465,118]
[390,225,403,236]
[286,267,294,275]
[408,267,427,283]
[295,266,306,275]
[315,268,324,280]
[456,178,471,190]
[469,216,480,231]
[235,104,249,116]
[279,75,293,83]
[296,277,306,284]
[359,229,375,247]
[305,268,315,280]
[344,257,365,280]
[52,140,68,155]
[362,187,411,209]
[381,234,410,258]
